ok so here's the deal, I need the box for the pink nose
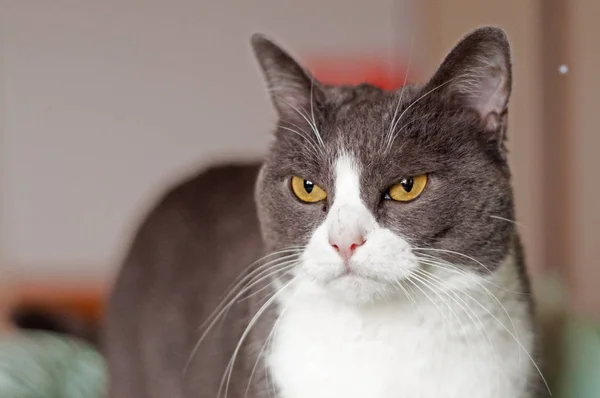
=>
[330,235,366,263]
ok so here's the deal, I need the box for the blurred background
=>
[0,0,598,396]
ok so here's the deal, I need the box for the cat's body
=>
[106,164,269,398]
[106,27,548,397]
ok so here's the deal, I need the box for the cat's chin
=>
[320,273,402,305]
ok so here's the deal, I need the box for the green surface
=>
[0,332,106,398]
[533,272,600,398]
[560,317,600,398]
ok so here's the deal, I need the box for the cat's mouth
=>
[328,268,388,285]
[316,269,401,304]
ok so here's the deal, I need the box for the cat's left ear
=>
[426,27,512,133]
[251,34,324,122]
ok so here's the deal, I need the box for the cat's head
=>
[252,27,516,304]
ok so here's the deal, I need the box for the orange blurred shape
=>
[14,282,106,323]
[308,56,409,90]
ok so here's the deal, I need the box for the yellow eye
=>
[386,174,428,202]
[291,176,327,203]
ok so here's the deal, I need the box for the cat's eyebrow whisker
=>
[279,119,319,145]
[279,119,310,133]
[383,109,458,153]
[278,119,321,156]
[309,76,323,148]
[277,125,321,159]
[386,76,460,152]
[385,39,414,152]
[220,278,297,398]
[298,103,324,149]
[390,109,455,136]
[275,96,325,149]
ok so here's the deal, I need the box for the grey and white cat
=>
[105,27,547,398]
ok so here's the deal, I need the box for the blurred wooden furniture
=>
[9,282,106,327]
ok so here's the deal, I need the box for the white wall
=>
[565,0,600,316]
[1,1,414,283]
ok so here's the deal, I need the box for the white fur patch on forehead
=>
[328,153,376,239]
[333,153,362,206]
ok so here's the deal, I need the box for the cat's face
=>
[253,27,516,304]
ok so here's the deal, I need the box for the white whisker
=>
[394,279,416,306]
[184,252,301,373]
[309,77,324,148]
[276,97,324,149]
[416,254,525,295]
[416,255,525,365]
[414,267,548,394]
[410,269,475,359]
[385,39,414,151]
[405,275,450,325]
[386,76,459,150]
[195,251,300,333]
[416,256,525,335]
[238,268,295,302]
[463,289,549,393]
[244,303,290,398]
[277,125,321,158]
[413,247,494,276]
[412,269,501,391]
[220,278,296,398]
[489,215,524,228]
[214,248,304,306]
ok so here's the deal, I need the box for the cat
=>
[105,27,548,398]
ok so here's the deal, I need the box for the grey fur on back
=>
[105,164,270,398]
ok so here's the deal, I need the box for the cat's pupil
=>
[304,180,314,194]
[401,178,414,192]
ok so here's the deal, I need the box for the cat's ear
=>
[426,27,511,132]
[251,34,323,121]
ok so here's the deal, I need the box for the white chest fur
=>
[267,263,537,398]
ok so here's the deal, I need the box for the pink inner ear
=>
[462,69,509,130]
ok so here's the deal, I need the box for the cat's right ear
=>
[425,27,512,133]
[251,34,323,121]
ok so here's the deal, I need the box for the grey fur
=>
[105,27,545,397]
